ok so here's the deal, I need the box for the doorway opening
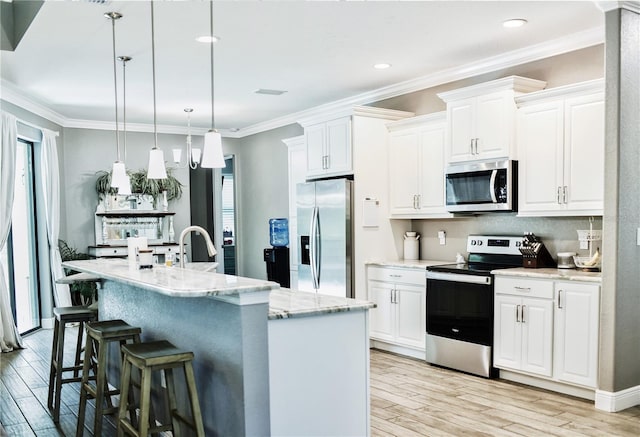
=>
[0,139,41,334]
[221,156,237,275]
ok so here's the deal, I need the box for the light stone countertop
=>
[268,289,375,320]
[63,258,278,298]
[366,259,452,269]
[63,259,375,319]
[492,267,602,283]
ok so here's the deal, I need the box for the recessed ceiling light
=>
[254,88,287,96]
[503,18,527,28]
[196,35,220,43]
[374,63,392,70]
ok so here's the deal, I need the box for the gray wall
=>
[60,128,192,253]
[222,124,303,279]
[601,7,640,394]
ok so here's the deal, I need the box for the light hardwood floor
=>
[1,328,639,436]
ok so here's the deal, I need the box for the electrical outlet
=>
[438,230,446,245]
[637,228,640,246]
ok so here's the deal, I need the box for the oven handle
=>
[427,271,492,285]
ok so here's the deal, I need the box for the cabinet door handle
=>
[514,286,531,292]
[558,290,563,309]
[470,139,474,155]
[563,186,568,204]
[390,289,394,304]
[416,194,421,209]
[521,305,526,323]
[557,186,562,204]
[474,138,479,155]
[516,305,521,323]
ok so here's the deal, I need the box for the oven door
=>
[426,272,494,346]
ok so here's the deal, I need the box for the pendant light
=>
[146,1,168,180]
[172,108,202,169]
[116,55,132,195]
[200,0,225,169]
[105,11,130,191]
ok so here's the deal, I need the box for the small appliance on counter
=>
[520,233,556,268]
[556,252,577,269]
[573,220,602,271]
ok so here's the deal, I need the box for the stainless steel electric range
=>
[425,235,523,378]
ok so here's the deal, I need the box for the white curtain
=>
[0,112,23,351]
[41,129,71,308]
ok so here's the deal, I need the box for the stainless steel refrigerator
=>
[297,179,352,298]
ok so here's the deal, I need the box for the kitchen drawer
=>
[367,266,426,286]
[495,276,553,299]
[151,245,180,255]
[89,246,129,257]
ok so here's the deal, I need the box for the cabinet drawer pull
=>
[516,305,521,323]
[389,274,402,278]
[514,286,531,292]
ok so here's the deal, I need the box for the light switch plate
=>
[438,230,446,245]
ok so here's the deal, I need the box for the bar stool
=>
[117,340,205,437]
[76,319,141,437]
[47,306,98,423]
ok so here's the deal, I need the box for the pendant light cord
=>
[151,1,158,148]
[109,14,121,161]
[121,57,128,161]
[210,0,215,131]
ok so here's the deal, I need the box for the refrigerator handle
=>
[309,206,320,290]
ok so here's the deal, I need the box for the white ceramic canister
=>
[403,232,420,260]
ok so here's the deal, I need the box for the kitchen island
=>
[63,259,374,436]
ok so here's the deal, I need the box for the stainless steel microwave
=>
[445,159,517,213]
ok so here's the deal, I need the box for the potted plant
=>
[95,168,183,208]
[58,240,97,305]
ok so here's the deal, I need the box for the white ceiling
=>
[1,1,606,136]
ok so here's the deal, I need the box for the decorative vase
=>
[162,190,168,212]
[168,217,175,243]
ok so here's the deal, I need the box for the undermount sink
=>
[180,262,219,273]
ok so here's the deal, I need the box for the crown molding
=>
[281,135,304,149]
[437,76,547,103]
[596,1,640,13]
[2,26,604,139]
[515,78,604,107]
[297,105,414,128]
[386,111,446,132]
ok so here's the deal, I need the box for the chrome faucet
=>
[179,225,217,268]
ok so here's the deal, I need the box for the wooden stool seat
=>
[118,340,205,437]
[76,319,141,437]
[47,306,98,423]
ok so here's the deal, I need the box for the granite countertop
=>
[492,267,602,283]
[63,258,278,298]
[366,259,451,269]
[269,289,375,320]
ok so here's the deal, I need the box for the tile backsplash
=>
[413,215,602,263]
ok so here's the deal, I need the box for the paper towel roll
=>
[127,237,148,269]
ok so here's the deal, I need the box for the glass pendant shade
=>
[111,161,129,189]
[191,148,202,165]
[172,148,182,164]
[147,147,168,179]
[201,130,225,168]
[118,175,132,195]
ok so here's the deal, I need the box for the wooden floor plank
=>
[3,329,640,436]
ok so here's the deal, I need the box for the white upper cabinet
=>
[438,76,547,164]
[516,80,604,216]
[299,107,413,180]
[304,116,352,179]
[387,113,451,218]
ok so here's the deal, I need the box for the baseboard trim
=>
[499,369,595,400]
[41,317,54,329]
[595,386,640,412]
[370,340,425,360]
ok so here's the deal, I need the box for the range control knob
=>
[470,240,477,246]
[477,240,483,246]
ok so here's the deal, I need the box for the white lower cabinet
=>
[367,266,426,356]
[494,275,600,390]
[554,281,600,388]
[494,278,554,377]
